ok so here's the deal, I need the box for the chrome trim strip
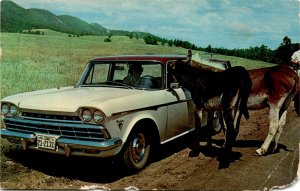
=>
[111,98,192,116]
[20,108,77,116]
[57,137,122,151]
[19,116,82,124]
[0,129,36,142]
[160,128,195,145]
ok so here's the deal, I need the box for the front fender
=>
[106,108,166,150]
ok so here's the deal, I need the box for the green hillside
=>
[58,15,107,35]
[0,0,29,32]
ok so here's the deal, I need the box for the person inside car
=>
[123,63,144,86]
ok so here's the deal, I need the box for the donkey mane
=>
[173,60,225,101]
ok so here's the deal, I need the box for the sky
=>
[10,0,300,49]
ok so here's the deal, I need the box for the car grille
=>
[22,112,81,121]
[4,117,106,142]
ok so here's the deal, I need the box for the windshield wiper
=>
[105,81,135,89]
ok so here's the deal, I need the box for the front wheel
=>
[123,128,151,173]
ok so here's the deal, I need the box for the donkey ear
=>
[170,59,181,69]
[187,49,192,59]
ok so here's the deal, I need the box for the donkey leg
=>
[233,109,242,141]
[270,110,287,153]
[256,107,279,155]
[294,93,300,117]
[222,89,239,150]
[232,92,241,140]
[189,109,201,157]
[222,108,235,152]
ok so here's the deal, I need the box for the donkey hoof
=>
[255,148,265,156]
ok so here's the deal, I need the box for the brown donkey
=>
[189,52,299,156]
[247,65,298,155]
[169,56,252,157]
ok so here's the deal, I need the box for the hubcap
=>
[213,110,221,131]
[131,133,146,163]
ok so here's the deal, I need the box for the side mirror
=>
[167,83,180,91]
[170,83,179,89]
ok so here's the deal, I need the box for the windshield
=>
[78,61,164,90]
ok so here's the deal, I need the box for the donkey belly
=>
[247,94,268,110]
[204,96,222,110]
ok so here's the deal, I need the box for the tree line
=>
[22,29,45,35]
[143,34,298,64]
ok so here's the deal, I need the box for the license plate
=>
[36,134,56,150]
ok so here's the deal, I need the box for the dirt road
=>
[1,106,299,190]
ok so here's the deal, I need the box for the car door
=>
[164,87,195,140]
[164,61,195,140]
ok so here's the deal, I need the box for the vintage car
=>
[0,55,228,172]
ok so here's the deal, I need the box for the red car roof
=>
[91,54,187,63]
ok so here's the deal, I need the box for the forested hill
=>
[0,0,152,37]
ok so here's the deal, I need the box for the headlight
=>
[9,105,19,116]
[79,108,106,124]
[1,103,9,115]
[82,109,92,122]
[93,110,105,124]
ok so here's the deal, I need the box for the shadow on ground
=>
[3,133,287,183]
[3,133,193,183]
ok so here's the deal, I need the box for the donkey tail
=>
[240,69,252,120]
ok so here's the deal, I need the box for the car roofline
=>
[90,54,187,63]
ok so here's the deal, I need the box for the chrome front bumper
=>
[0,129,122,157]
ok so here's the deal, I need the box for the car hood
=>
[1,86,159,115]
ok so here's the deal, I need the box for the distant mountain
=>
[0,0,108,35]
[0,0,153,37]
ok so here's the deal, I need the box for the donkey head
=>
[170,49,193,70]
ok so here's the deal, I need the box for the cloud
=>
[12,0,300,49]
[228,22,253,37]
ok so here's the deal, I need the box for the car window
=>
[81,61,163,90]
[84,64,109,84]
[113,62,163,89]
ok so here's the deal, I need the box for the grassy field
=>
[0,30,273,99]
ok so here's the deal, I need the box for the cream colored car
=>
[0,55,227,172]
